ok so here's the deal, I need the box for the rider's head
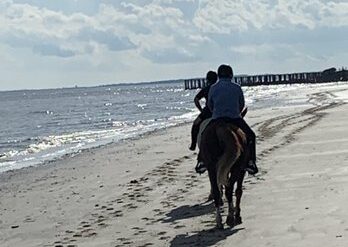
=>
[217,64,233,79]
[206,71,217,85]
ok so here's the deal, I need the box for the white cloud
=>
[194,0,348,33]
[0,2,137,57]
[0,0,347,89]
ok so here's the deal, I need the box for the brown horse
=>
[199,118,249,229]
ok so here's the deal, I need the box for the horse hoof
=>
[235,216,242,225]
[226,215,235,227]
[207,193,214,202]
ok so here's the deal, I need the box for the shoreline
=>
[0,119,195,176]
[1,85,348,246]
[2,81,347,175]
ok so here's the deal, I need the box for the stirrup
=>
[195,161,207,174]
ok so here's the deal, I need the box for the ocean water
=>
[0,81,341,173]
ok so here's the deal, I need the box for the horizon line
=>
[0,78,186,93]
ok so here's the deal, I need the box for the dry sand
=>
[1,83,348,247]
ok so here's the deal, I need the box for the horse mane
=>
[216,124,246,186]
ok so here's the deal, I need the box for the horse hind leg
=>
[225,181,235,227]
[208,168,224,229]
[215,207,223,229]
[234,174,245,225]
[207,185,223,205]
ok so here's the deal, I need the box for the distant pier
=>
[184,67,348,90]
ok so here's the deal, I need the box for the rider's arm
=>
[194,95,203,112]
[194,88,205,112]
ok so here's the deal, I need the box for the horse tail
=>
[216,124,244,187]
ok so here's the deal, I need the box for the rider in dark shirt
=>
[189,71,217,151]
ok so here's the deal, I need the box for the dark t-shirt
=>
[195,84,211,107]
[195,85,212,119]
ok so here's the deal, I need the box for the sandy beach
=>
[1,83,348,247]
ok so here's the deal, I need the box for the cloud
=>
[0,0,347,90]
[0,1,137,57]
[1,31,77,57]
[11,0,100,15]
[142,47,197,63]
[75,27,136,52]
[2,0,347,61]
[193,0,348,33]
[114,2,207,63]
[0,1,204,62]
[32,43,75,57]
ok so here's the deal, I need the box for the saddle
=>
[195,118,247,175]
[197,118,246,150]
[197,108,248,149]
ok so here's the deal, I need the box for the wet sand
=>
[1,83,348,247]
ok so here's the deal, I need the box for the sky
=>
[0,0,347,90]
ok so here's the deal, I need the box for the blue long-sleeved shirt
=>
[208,78,245,119]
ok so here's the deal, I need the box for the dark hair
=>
[217,64,233,78]
[206,71,217,85]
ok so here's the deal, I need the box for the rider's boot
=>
[246,160,258,175]
[195,161,207,174]
[245,141,258,175]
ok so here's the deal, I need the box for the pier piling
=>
[184,67,348,89]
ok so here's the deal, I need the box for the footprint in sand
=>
[117,237,130,242]
[108,209,122,215]
[97,222,108,227]
[159,236,171,240]
[81,223,91,228]
[23,216,35,223]
[73,228,97,238]
[174,224,185,229]
[96,215,106,222]
[157,231,167,236]
[141,217,153,222]
[144,187,153,191]
[138,243,154,247]
[53,240,63,246]
[131,226,142,230]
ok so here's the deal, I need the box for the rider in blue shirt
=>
[208,64,258,175]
